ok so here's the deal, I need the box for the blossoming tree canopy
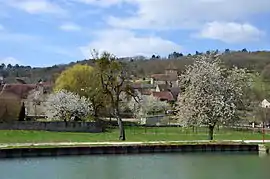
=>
[128,94,170,118]
[53,64,106,118]
[176,53,251,140]
[45,90,92,121]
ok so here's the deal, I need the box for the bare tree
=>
[93,51,135,141]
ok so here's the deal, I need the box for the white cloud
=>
[104,0,270,30]
[0,57,21,65]
[195,21,265,43]
[6,0,66,15]
[79,29,182,58]
[59,22,81,31]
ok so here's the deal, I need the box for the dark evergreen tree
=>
[18,102,26,121]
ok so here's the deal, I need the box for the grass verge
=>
[0,126,269,144]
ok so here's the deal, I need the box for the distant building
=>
[0,80,53,121]
[24,81,52,117]
[262,99,270,108]
[150,63,179,88]
[132,83,156,95]
[152,91,175,102]
[131,64,181,103]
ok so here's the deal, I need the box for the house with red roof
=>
[152,91,175,102]
[131,64,181,103]
[150,63,179,88]
[0,78,53,121]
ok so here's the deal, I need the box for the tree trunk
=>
[118,117,125,141]
[93,108,99,121]
[92,103,101,121]
[114,108,125,141]
[64,119,68,127]
[208,125,215,140]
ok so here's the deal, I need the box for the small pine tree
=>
[18,102,26,121]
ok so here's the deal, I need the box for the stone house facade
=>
[0,80,52,121]
[150,64,179,88]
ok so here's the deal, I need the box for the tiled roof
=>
[157,84,170,91]
[141,89,152,95]
[135,89,152,96]
[0,81,54,98]
[1,84,37,99]
[132,83,155,89]
[152,91,175,101]
[151,74,178,81]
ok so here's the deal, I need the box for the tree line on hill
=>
[1,49,270,84]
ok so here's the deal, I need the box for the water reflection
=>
[0,153,269,179]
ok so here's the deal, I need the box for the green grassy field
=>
[0,126,269,143]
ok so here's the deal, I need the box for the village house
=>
[132,83,156,95]
[150,63,179,88]
[132,64,181,103]
[0,78,52,121]
[24,81,52,118]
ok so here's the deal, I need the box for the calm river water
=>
[0,153,269,179]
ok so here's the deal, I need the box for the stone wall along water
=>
[0,121,103,133]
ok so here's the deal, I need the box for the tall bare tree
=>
[93,50,135,141]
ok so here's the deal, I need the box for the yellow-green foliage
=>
[54,63,108,117]
[54,64,94,95]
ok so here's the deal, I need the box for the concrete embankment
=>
[0,143,259,158]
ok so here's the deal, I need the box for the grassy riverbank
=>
[0,126,269,143]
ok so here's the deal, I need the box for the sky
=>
[0,0,270,67]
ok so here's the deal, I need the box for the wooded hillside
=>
[1,50,270,83]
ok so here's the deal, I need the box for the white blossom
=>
[26,89,43,104]
[128,94,170,118]
[176,53,251,127]
[45,90,92,121]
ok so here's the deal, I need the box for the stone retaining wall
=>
[0,144,259,158]
[0,121,103,133]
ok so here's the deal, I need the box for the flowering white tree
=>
[128,94,170,118]
[45,90,92,121]
[25,89,44,116]
[176,53,251,140]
